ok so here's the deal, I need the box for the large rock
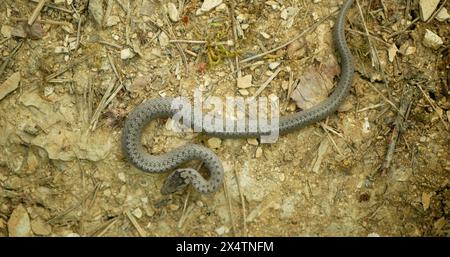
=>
[30,128,112,162]
[0,72,20,101]
[419,0,440,21]
[8,204,32,237]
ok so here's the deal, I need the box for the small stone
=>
[167,3,179,22]
[31,218,52,236]
[200,0,223,12]
[121,48,135,60]
[422,192,432,211]
[255,147,263,158]
[436,8,450,21]
[419,136,427,143]
[269,62,281,70]
[8,204,32,237]
[65,233,81,237]
[388,43,398,63]
[260,32,271,39]
[132,208,143,219]
[44,86,54,97]
[88,0,105,26]
[247,138,259,146]
[419,0,440,21]
[239,89,249,96]
[159,31,169,47]
[367,232,380,237]
[168,204,179,211]
[423,29,443,50]
[237,75,253,89]
[207,137,222,149]
[1,25,12,38]
[215,226,229,235]
[280,7,298,20]
[0,72,21,101]
[196,200,204,207]
[105,16,120,27]
[118,172,126,182]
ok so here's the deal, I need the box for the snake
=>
[121,0,355,195]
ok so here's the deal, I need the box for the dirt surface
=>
[0,0,449,237]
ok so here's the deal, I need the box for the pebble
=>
[215,226,229,235]
[0,72,20,101]
[436,8,450,21]
[207,137,222,149]
[239,89,249,96]
[423,29,443,50]
[388,43,398,62]
[1,25,12,38]
[105,16,120,27]
[196,200,204,207]
[255,147,263,158]
[269,62,281,70]
[168,204,179,211]
[260,31,271,39]
[159,31,170,47]
[31,218,52,236]
[200,0,223,12]
[118,172,127,182]
[8,204,32,237]
[132,208,143,219]
[237,75,253,89]
[419,0,440,21]
[167,3,179,22]
[121,48,135,60]
[247,138,259,146]
[88,0,104,26]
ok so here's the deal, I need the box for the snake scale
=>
[122,0,355,194]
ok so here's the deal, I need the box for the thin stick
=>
[367,82,400,113]
[416,83,449,130]
[28,0,47,25]
[125,0,131,46]
[230,0,241,78]
[356,0,379,69]
[0,41,23,77]
[427,0,448,22]
[94,218,118,237]
[124,211,147,237]
[321,123,344,156]
[222,175,236,236]
[12,17,72,27]
[381,89,413,175]
[45,55,90,81]
[0,37,11,45]
[240,9,338,64]
[28,0,73,13]
[75,16,82,50]
[177,190,191,228]
[387,17,420,39]
[252,67,282,98]
[97,40,122,49]
[233,162,247,236]
[169,39,207,44]
[345,28,390,46]
[107,51,123,83]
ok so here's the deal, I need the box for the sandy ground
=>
[0,0,449,237]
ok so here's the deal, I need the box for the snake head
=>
[160,169,193,195]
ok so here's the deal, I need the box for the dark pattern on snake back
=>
[121,0,355,194]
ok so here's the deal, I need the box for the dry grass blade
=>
[125,211,147,237]
[28,0,47,25]
[240,9,338,64]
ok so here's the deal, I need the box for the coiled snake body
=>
[122,0,355,194]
